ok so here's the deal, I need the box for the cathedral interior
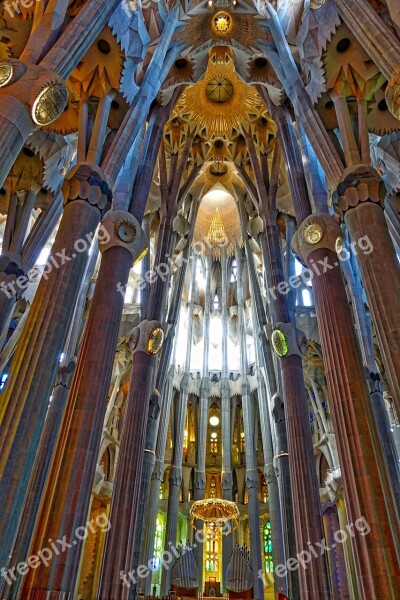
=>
[1,0,400,599]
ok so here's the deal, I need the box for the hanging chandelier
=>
[190,498,240,532]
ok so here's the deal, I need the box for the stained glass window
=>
[152,514,165,572]
[263,520,273,573]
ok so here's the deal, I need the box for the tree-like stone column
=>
[293,213,400,599]
[0,163,111,571]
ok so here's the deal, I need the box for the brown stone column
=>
[21,211,146,599]
[0,164,111,572]
[293,213,400,599]
[262,216,331,600]
[335,166,400,420]
[322,503,350,600]
[98,322,164,600]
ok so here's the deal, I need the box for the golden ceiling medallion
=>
[303,223,323,245]
[180,48,262,135]
[213,12,233,35]
[206,76,233,103]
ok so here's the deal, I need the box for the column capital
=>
[364,369,383,395]
[0,253,26,299]
[0,59,67,127]
[54,359,76,390]
[61,163,112,217]
[99,209,148,262]
[333,165,386,217]
[245,468,259,489]
[153,459,165,481]
[221,470,233,490]
[169,465,182,486]
[194,469,206,491]
[386,64,400,120]
[292,212,342,263]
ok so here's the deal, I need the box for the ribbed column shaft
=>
[221,248,233,591]
[161,384,189,595]
[235,247,264,600]
[323,505,350,600]
[0,96,33,188]
[261,217,330,599]
[3,245,98,599]
[0,180,104,570]
[310,247,400,598]
[345,202,400,423]
[143,373,176,596]
[98,351,159,600]
[22,245,132,599]
[1,362,75,600]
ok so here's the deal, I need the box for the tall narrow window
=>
[230,259,237,282]
[263,520,273,573]
[213,292,220,310]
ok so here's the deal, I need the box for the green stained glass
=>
[263,520,273,573]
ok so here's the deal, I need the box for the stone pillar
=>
[220,247,233,591]
[21,210,143,598]
[98,319,165,600]
[133,224,194,594]
[143,373,176,596]
[0,254,26,343]
[259,213,330,599]
[293,213,400,598]
[322,503,350,600]
[0,163,111,571]
[235,247,264,600]
[335,166,400,421]
[161,379,190,595]
[243,219,298,599]
[5,237,98,593]
[1,359,75,600]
